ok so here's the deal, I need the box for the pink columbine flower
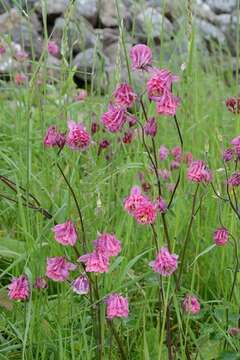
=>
[171,146,182,161]
[147,68,179,101]
[122,130,133,144]
[228,172,240,186]
[187,160,212,183]
[48,41,59,56]
[15,73,27,85]
[144,117,157,137]
[150,247,178,276]
[130,44,152,70]
[184,152,193,165]
[124,186,147,215]
[170,160,180,170]
[182,294,201,314]
[93,233,121,257]
[228,327,240,336]
[91,121,99,134]
[74,89,88,102]
[113,83,137,108]
[213,227,229,246]
[231,135,240,157]
[127,114,138,127]
[167,183,175,193]
[106,293,129,319]
[156,90,180,116]
[66,120,91,150]
[101,104,127,133]
[157,197,168,214]
[159,169,171,181]
[8,275,29,301]
[15,50,28,61]
[46,257,76,282]
[134,200,157,225]
[72,275,89,295]
[159,145,169,161]
[44,126,65,148]
[34,277,48,289]
[78,251,109,273]
[226,96,240,114]
[52,220,77,246]
[0,44,6,55]
[223,148,234,162]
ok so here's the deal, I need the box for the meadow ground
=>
[0,4,240,360]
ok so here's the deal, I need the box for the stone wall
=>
[0,0,238,84]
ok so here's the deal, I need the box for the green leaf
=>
[218,352,240,360]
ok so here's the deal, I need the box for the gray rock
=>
[95,28,119,48]
[196,19,226,45]
[0,9,42,58]
[52,17,96,54]
[194,3,218,24]
[0,42,20,73]
[204,0,236,14]
[75,0,98,27]
[136,7,173,43]
[99,0,126,27]
[73,48,109,80]
[34,0,69,15]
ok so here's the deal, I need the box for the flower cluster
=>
[78,233,121,273]
[124,186,157,224]
[150,247,178,276]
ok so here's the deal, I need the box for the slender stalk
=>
[166,305,173,360]
[151,224,159,251]
[95,277,104,360]
[107,320,127,360]
[176,184,199,291]
[173,115,183,149]
[57,162,87,252]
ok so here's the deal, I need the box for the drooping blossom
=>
[52,220,77,246]
[184,152,193,165]
[15,73,27,85]
[159,145,169,161]
[78,251,109,273]
[150,247,178,276]
[93,233,121,257]
[223,148,234,162]
[227,172,240,187]
[44,126,65,148]
[226,96,240,114]
[113,83,137,108]
[74,89,88,102]
[124,186,147,215]
[101,104,127,133]
[66,120,91,150]
[34,277,48,289]
[156,197,167,214]
[127,114,138,127]
[213,227,229,246]
[15,49,28,61]
[147,68,179,101]
[91,121,99,134]
[134,200,157,225]
[48,41,59,56]
[46,257,76,282]
[159,169,171,181]
[98,139,110,156]
[231,135,240,157]
[187,160,212,183]
[0,44,6,55]
[106,293,129,319]
[8,275,29,301]
[171,146,182,161]
[228,327,240,336]
[167,183,175,193]
[144,117,157,137]
[72,275,89,295]
[182,294,201,314]
[156,90,180,116]
[122,131,133,144]
[170,160,180,170]
[130,44,152,70]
